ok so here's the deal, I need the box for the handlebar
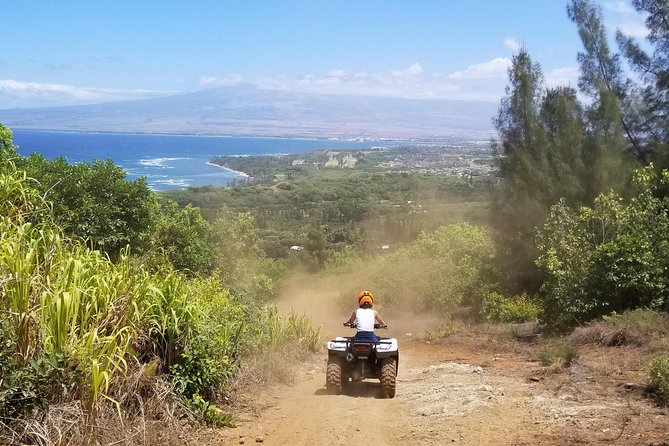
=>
[342,322,387,329]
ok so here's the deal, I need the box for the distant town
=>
[211,141,496,181]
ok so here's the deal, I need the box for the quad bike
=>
[326,323,399,398]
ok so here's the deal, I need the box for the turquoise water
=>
[12,129,393,191]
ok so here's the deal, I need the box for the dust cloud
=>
[275,268,445,341]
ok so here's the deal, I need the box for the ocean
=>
[11,129,393,191]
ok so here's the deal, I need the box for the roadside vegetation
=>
[2,0,669,442]
[0,148,319,444]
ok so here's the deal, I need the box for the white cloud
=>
[504,37,521,52]
[603,0,649,38]
[0,79,173,105]
[193,61,518,102]
[3,58,515,108]
[448,58,511,80]
[618,21,649,38]
[604,0,635,15]
[392,62,423,77]
[198,74,245,86]
[545,66,580,87]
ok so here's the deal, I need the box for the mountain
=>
[0,85,497,139]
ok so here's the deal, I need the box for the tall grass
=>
[139,272,195,370]
[1,167,323,441]
[249,305,321,353]
[1,171,138,417]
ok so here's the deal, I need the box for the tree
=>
[151,201,215,276]
[0,123,19,167]
[616,0,669,167]
[537,166,669,324]
[491,49,547,292]
[539,86,588,206]
[210,206,284,301]
[19,155,157,256]
[567,0,633,193]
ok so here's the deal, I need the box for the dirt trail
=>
[220,337,548,446]
[198,278,669,445]
[208,332,669,446]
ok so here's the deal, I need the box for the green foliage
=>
[323,223,495,318]
[537,340,578,368]
[0,124,18,164]
[0,351,76,418]
[483,292,542,323]
[139,273,195,370]
[537,166,669,325]
[244,306,321,353]
[422,321,455,342]
[18,155,157,256]
[492,50,571,293]
[416,223,495,315]
[187,394,235,427]
[615,0,669,164]
[647,353,669,406]
[210,206,285,301]
[491,12,633,293]
[171,334,233,398]
[323,246,358,272]
[0,162,320,429]
[151,201,215,276]
[163,171,488,267]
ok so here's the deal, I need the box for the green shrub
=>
[647,353,669,406]
[0,352,76,418]
[484,292,542,323]
[537,340,578,367]
[187,394,235,427]
[536,167,669,325]
[422,321,455,341]
[417,223,494,315]
[171,333,234,398]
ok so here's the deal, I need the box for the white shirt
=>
[355,308,376,332]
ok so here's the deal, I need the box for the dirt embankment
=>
[192,330,668,446]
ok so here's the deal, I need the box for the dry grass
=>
[224,343,322,407]
[0,363,186,446]
[569,309,669,350]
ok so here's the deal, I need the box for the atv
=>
[326,323,399,398]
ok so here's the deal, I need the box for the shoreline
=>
[206,161,250,178]
[9,127,402,143]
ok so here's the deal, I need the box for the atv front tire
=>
[326,360,342,395]
[380,358,397,398]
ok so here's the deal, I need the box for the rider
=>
[343,290,386,342]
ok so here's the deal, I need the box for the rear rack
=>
[329,338,393,344]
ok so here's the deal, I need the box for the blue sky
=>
[0,0,648,108]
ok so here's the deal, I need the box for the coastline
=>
[9,127,397,143]
[206,161,250,179]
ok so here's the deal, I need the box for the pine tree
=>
[539,86,587,206]
[491,49,547,292]
[567,0,632,197]
[616,0,669,167]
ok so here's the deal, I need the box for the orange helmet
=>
[357,290,374,307]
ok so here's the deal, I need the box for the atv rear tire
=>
[380,358,397,398]
[326,360,342,395]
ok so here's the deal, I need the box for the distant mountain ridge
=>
[0,85,497,139]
